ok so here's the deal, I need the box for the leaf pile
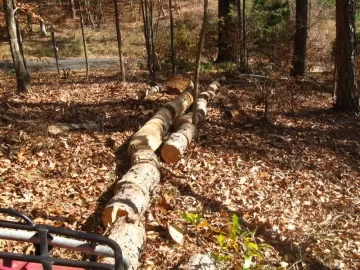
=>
[0,71,359,269]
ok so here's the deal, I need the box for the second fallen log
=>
[127,81,194,155]
[161,78,223,163]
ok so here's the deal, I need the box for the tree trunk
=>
[217,0,236,63]
[51,31,60,74]
[38,2,48,36]
[69,0,76,18]
[192,0,209,126]
[4,0,31,93]
[237,0,246,72]
[102,149,160,226]
[291,0,308,77]
[95,0,104,27]
[79,6,89,77]
[169,0,176,74]
[141,0,154,75]
[113,0,126,82]
[162,78,223,163]
[26,13,33,33]
[242,0,247,69]
[334,0,359,112]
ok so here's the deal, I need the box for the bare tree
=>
[80,3,89,77]
[141,0,156,76]
[4,0,31,93]
[169,0,176,74]
[291,0,308,77]
[334,0,359,111]
[192,0,208,126]
[113,0,126,82]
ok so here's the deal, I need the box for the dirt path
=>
[0,57,120,73]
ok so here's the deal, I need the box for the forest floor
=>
[0,68,359,270]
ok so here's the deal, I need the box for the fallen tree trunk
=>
[128,81,194,155]
[102,218,145,270]
[102,147,160,227]
[161,78,223,163]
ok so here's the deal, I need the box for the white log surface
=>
[102,219,146,270]
[161,78,224,163]
[128,82,194,155]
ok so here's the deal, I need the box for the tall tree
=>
[4,0,31,93]
[169,0,176,74]
[80,3,89,77]
[216,0,236,63]
[113,0,126,82]
[291,0,308,77]
[334,0,359,112]
[236,0,246,71]
[193,0,208,126]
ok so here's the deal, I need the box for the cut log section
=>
[102,219,145,270]
[161,78,224,163]
[128,81,194,155]
[166,76,192,95]
[102,148,160,227]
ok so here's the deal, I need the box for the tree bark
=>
[162,78,223,163]
[4,0,31,93]
[291,0,308,77]
[102,218,145,270]
[217,0,236,63]
[102,149,160,226]
[334,0,359,112]
[113,0,126,82]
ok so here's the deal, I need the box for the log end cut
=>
[161,144,181,164]
[102,206,128,228]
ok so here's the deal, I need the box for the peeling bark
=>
[102,149,160,227]
[102,219,145,270]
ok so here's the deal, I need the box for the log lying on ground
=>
[127,81,194,156]
[161,78,224,163]
[102,147,160,227]
[102,218,145,270]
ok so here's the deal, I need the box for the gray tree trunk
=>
[334,0,359,112]
[4,0,31,93]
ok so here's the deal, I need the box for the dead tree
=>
[4,0,31,93]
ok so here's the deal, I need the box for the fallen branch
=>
[161,78,224,163]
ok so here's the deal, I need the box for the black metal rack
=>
[0,208,129,270]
